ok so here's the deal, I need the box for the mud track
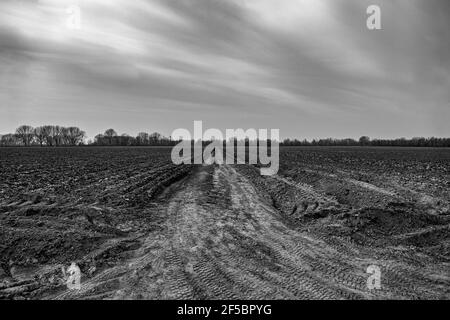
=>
[48,164,447,300]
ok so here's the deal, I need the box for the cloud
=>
[0,0,449,139]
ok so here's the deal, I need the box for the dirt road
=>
[51,164,447,300]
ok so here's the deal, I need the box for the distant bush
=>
[281,136,450,147]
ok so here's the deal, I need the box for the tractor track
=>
[46,164,448,300]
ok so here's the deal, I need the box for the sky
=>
[0,0,449,140]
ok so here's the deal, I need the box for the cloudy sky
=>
[0,0,449,140]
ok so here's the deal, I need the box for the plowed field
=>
[0,147,448,299]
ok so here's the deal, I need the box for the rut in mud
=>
[49,164,448,300]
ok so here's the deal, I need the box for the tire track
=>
[48,164,448,300]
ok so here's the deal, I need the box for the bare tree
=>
[137,132,149,145]
[38,125,63,146]
[60,127,70,145]
[119,134,133,146]
[104,129,117,145]
[359,136,371,146]
[0,134,20,146]
[33,127,46,146]
[16,125,34,146]
[94,134,104,145]
[41,125,54,146]
[149,132,162,145]
[66,127,86,145]
[53,125,64,146]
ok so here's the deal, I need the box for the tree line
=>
[281,136,450,147]
[0,125,174,147]
[1,125,450,147]
[1,125,86,147]
[92,129,174,146]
